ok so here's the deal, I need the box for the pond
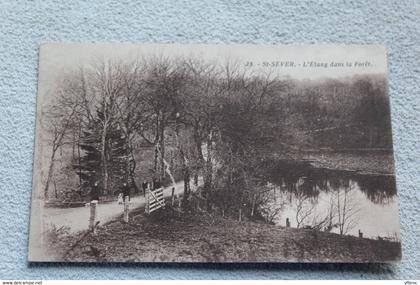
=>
[262,160,400,240]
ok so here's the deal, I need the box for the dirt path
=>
[42,179,200,233]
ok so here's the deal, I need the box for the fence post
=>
[145,187,149,214]
[123,196,129,223]
[171,187,175,206]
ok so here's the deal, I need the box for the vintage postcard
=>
[29,44,401,262]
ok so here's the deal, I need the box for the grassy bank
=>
[58,207,401,263]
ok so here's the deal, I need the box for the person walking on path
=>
[91,180,100,202]
[142,180,148,197]
[153,177,161,190]
[117,192,123,204]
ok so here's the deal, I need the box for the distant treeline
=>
[280,75,392,150]
[42,56,392,223]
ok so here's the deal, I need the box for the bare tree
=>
[294,191,317,228]
[41,68,95,199]
[178,59,225,202]
[255,185,287,223]
[134,57,187,184]
[114,61,149,192]
[43,95,78,198]
[310,195,337,231]
[335,181,361,235]
[88,60,125,195]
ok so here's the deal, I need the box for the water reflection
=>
[260,159,400,239]
[263,159,397,205]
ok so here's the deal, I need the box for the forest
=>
[42,56,393,224]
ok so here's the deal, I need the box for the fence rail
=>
[145,188,165,214]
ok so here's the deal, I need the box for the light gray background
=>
[0,0,418,279]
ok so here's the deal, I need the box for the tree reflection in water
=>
[259,159,398,238]
[263,159,397,205]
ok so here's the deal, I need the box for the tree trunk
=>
[101,122,108,195]
[194,174,198,186]
[53,179,58,199]
[203,134,213,208]
[153,111,165,183]
[123,198,129,223]
[250,192,256,217]
[72,128,76,161]
[130,172,139,194]
[159,125,165,182]
[44,147,57,199]
[127,138,140,194]
[78,123,82,191]
[183,167,191,204]
[171,187,175,206]
[154,143,159,177]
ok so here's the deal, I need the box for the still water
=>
[263,160,400,240]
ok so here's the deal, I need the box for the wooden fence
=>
[145,187,165,214]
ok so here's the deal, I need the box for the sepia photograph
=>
[28,44,401,263]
